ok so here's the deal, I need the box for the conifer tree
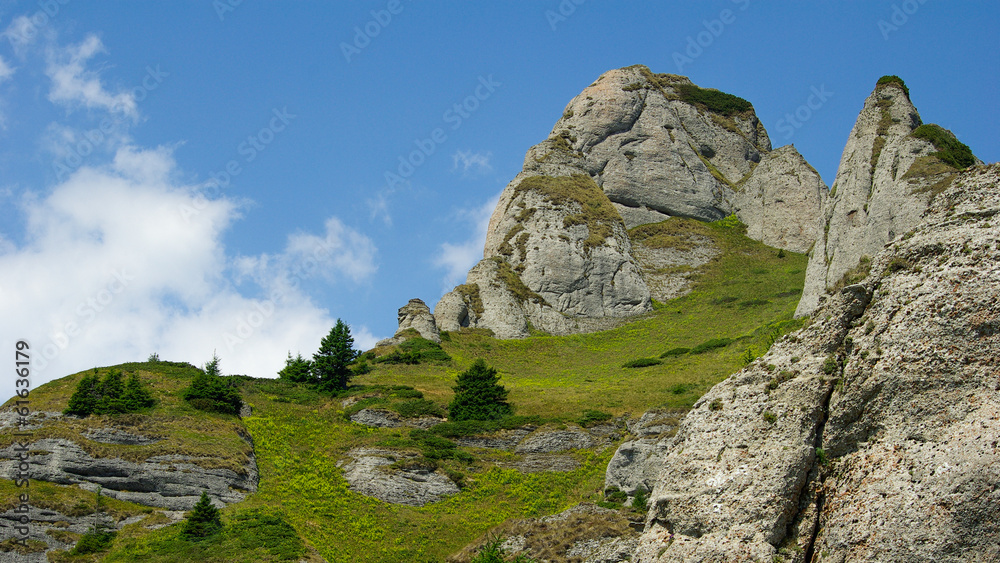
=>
[122,372,156,411]
[448,359,514,422]
[312,320,358,391]
[64,370,101,416]
[181,491,223,540]
[277,352,314,383]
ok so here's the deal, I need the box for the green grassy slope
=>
[3,217,808,562]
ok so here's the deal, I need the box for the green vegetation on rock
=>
[513,175,622,252]
[911,124,975,169]
[876,75,909,97]
[676,83,753,116]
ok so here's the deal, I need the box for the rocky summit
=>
[434,65,826,339]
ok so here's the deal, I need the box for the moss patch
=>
[911,124,975,169]
[455,284,485,317]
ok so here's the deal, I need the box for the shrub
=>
[677,83,753,116]
[822,356,838,375]
[470,533,536,563]
[604,487,628,504]
[448,360,514,422]
[660,347,690,358]
[709,399,723,411]
[763,411,777,424]
[70,528,115,554]
[816,447,829,467]
[228,509,305,559]
[577,410,613,427]
[690,338,734,354]
[181,492,223,540]
[623,357,662,368]
[632,489,649,512]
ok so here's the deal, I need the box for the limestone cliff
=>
[436,66,826,339]
[796,77,980,316]
[629,164,1000,562]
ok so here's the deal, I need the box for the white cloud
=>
[0,56,13,82]
[451,150,493,176]
[0,146,378,398]
[432,192,500,292]
[45,34,138,119]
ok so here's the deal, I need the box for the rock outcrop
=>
[796,78,979,316]
[436,65,826,339]
[726,145,827,254]
[0,437,258,511]
[340,448,459,507]
[628,163,1000,562]
[377,298,440,345]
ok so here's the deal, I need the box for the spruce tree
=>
[312,320,358,391]
[448,360,513,422]
[64,370,101,416]
[97,370,126,414]
[181,491,223,540]
[122,372,156,411]
[277,352,314,383]
[183,355,242,415]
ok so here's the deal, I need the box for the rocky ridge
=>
[630,163,1000,562]
[796,78,980,316]
[435,65,826,339]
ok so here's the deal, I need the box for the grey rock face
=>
[514,428,594,454]
[394,298,440,342]
[378,298,440,346]
[606,410,683,496]
[0,438,258,511]
[349,408,443,430]
[541,65,769,224]
[631,164,1000,562]
[340,448,459,507]
[727,145,828,254]
[796,80,976,316]
[436,65,825,340]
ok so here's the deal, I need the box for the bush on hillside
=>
[448,360,514,422]
[64,369,156,417]
[277,352,314,383]
[183,354,242,415]
[622,357,662,368]
[181,492,223,540]
[690,338,734,354]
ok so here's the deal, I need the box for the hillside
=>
[2,216,806,562]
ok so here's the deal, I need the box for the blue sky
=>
[1,1,997,394]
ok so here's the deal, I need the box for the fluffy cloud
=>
[0,146,378,398]
[45,34,138,118]
[433,192,500,292]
